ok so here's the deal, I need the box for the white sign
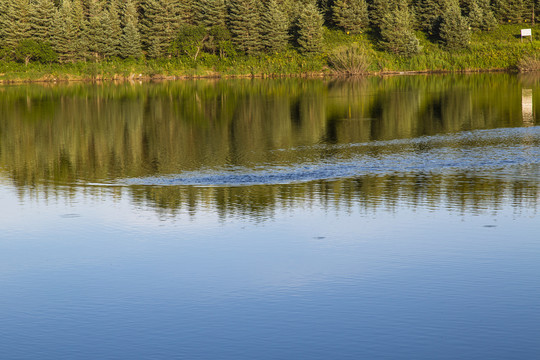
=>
[521,29,532,37]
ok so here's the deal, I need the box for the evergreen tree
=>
[439,0,470,49]
[370,0,394,30]
[193,0,227,29]
[120,0,143,58]
[332,0,369,34]
[1,0,32,50]
[29,0,57,43]
[52,0,86,62]
[379,0,420,56]
[260,0,290,52]
[140,0,182,58]
[415,0,445,32]
[493,0,524,23]
[296,2,324,53]
[228,0,262,55]
[107,0,123,57]
[468,0,497,31]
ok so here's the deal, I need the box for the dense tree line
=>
[0,0,538,64]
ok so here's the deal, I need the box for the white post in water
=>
[522,89,534,126]
[521,28,532,42]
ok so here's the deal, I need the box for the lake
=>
[1,74,539,359]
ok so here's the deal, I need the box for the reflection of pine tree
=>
[297,2,324,53]
[228,0,262,55]
[332,0,369,34]
[379,0,420,56]
[261,0,289,52]
[440,0,470,50]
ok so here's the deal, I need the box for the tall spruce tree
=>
[439,0,470,49]
[29,0,57,43]
[468,0,497,31]
[228,0,262,55]
[296,2,324,53]
[107,0,122,57]
[52,0,86,62]
[415,0,445,32]
[140,0,183,58]
[120,0,143,58]
[493,0,524,22]
[1,0,32,50]
[193,0,227,29]
[260,0,290,52]
[370,0,394,30]
[332,0,369,34]
[379,0,420,56]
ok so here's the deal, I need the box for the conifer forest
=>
[0,0,538,73]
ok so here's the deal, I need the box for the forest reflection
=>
[1,73,538,218]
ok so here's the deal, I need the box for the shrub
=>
[517,54,540,72]
[327,43,371,75]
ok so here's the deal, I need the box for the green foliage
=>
[439,0,471,50]
[193,0,227,29]
[297,2,324,53]
[492,0,525,23]
[1,0,32,50]
[171,24,208,60]
[467,0,497,31]
[14,39,57,65]
[52,0,87,63]
[332,0,369,34]
[140,0,182,58]
[228,0,262,55]
[120,0,143,59]
[415,0,445,32]
[379,0,420,56]
[261,0,290,52]
[369,0,394,30]
[29,0,56,42]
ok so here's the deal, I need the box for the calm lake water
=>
[1,74,539,359]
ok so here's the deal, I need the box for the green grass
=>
[0,23,538,82]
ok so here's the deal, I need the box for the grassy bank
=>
[0,23,538,83]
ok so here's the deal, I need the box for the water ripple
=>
[123,127,540,187]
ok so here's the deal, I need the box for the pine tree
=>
[52,0,86,62]
[415,0,445,32]
[1,0,32,50]
[370,0,394,30]
[29,0,57,43]
[379,0,420,56]
[120,0,143,58]
[332,0,369,34]
[228,0,262,55]
[140,0,182,58]
[439,0,470,49]
[107,0,123,57]
[493,0,524,23]
[468,0,497,31]
[260,0,290,52]
[296,2,324,53]
[86,0,112,60]
[193,0,227,29]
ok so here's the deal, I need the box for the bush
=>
[14,40,58,65]
[327,43,371,75]
[517,54,540,72]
